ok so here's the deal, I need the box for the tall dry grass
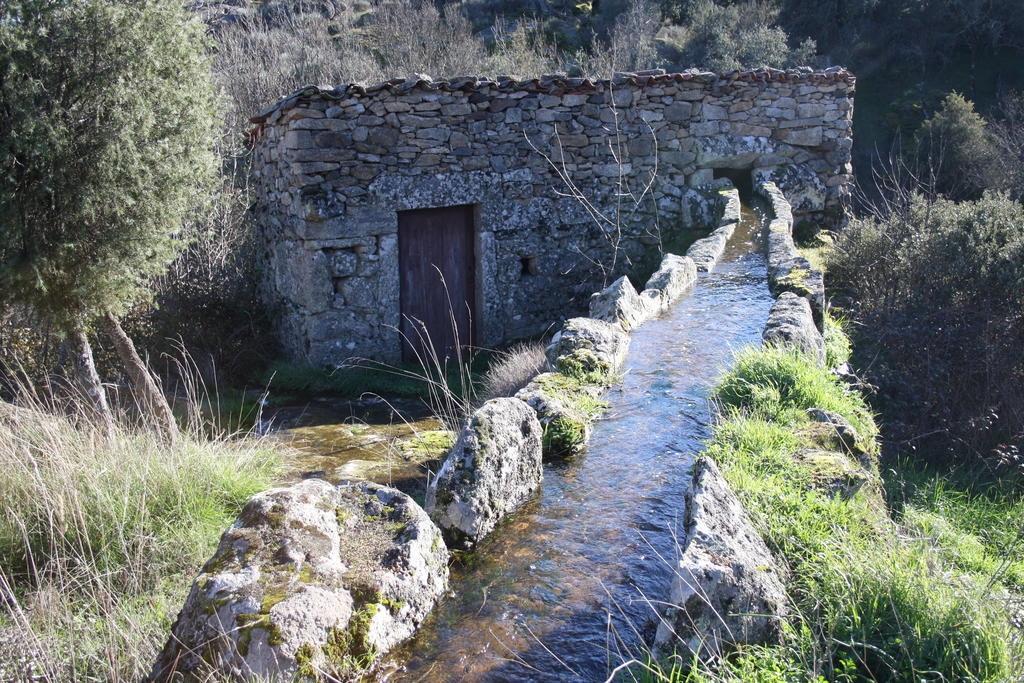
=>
[0,383,280,681]
[479,341,547,400]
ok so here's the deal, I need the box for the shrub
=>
[914,92,999,200]
[658,0,817,73]
[577,0,660,76]
[828,191,1024,462]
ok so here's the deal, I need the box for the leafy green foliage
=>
[0,0,218,326]
[914,92,999,200]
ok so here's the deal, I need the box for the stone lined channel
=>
[384,203,773,681]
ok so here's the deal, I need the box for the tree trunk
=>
[102,311,179,444]
[68,322,115,436]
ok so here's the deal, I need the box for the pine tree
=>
[0,0,218,436]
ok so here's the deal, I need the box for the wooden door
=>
[398,205,476,362]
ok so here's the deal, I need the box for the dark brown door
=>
[398,205,476,362]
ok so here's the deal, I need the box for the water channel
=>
[382,202,774,681]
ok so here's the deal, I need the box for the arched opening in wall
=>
[712,167,753,201]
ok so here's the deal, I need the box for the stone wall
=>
[250,67,855,365]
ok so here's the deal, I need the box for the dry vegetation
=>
[0,385,279,681]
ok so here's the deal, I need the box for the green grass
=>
[0,404,280,680]
[887,459,1024,591]
[715,345,874,439]
[635,337,1019,682]
[822,313,852,371]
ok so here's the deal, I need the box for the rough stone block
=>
[655,457,788,659]
[426,398,543,547]
[589,275,655,331]
[547,317,630,378]
[150,480,449,682]
[762,292,826,365]
[641,254,698,311]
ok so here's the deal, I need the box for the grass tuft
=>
[479,341,547,401]
[823,313,852,371]
[715,345,874,439]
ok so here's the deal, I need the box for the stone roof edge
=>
[249,66,856,125]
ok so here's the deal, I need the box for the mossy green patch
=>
[533,372,608,459]
[534,373,606,418]
[555,347,612,384]
[776,266,815,297]
[403,429,456,458]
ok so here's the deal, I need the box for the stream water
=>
[384,203,774,682]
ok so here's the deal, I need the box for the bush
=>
[914,92,999,200]
[828,191,1024,463]
[658,0,816,72]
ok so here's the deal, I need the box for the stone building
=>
[250,67,855,365]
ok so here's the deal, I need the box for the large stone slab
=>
[426,398,543,547]
[753,164,827,214]
[149,479,448,682]
[762,292,826,365]
[655,457,788,659]
[589,275,655,331]
[546,317,630,379]
[685,226,734,273]
[640,253,698,312]
[758,181,825,326]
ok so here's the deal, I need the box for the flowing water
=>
[385,203,774,682]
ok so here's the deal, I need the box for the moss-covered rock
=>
[546,316,629,381]
[794,449,873,501]
[425,398,543,548]
[588,275,656,331]
[149,479,448,682]
[515,372,607,461]
[654,456,789,659]
[762,292,826,365]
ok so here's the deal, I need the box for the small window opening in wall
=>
[520,256,539,276]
